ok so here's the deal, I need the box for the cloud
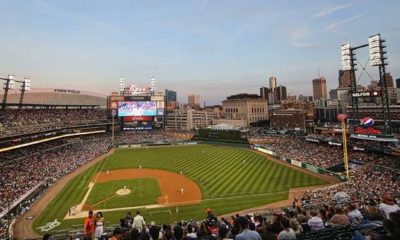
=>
[314,3,352,19]
[290,25,314,48]
[325,14,365,32]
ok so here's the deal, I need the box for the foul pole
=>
[338,114,349,179]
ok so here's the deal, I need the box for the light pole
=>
[1,74,15,110]
[19,78,31,109]
[1,75,31,110]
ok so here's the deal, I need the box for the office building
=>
[338,70,351,88]
[188,94,200,109]
[269,77,277,92]
[276,85,287,102]
[312,77,327,100]
[165,109,216,130]
[260,87,269,100]
[222,94,268,127]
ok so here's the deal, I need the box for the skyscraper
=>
[188,94,200,108]
[165,89,177,101]
[269,77,277,92]
[165,89,178,111]
[338,70,351,88]
[396,78,400,88]
[260,87,269,100]
[313,77,327,100]
[276,85,287,102]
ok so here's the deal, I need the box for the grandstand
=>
[0,101,399,240]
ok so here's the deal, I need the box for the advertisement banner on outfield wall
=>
[302,163,320,173]
[291,160,302,167]
[256,148,276,156]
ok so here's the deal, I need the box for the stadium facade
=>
[0,88,107,107]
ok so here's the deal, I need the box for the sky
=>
[0,0,399,105]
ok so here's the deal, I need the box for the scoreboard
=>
[108,93,165,130]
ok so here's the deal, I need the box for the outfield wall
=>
[252,145,344,180]
[116,141,198,148]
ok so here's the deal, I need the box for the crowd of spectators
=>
[303,164,400,207]
[0,134,110,213]
[0,119,398,239]
[114,130,193,145]
[0,109,108,137]
[251,135,394,169]
[0,134,110,239]
[62,202,400,240]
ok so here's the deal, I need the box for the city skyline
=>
[0,0,399,105]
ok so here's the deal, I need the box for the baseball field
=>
[32,144,330,234]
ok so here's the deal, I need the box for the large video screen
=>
[118,101,157,117]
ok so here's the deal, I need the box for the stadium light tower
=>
[341,43,359,125]
[119,77,125,95]
[368,34,392,134]
[19,78,31,109]
[1,74,15,110]
[150,76,156,94]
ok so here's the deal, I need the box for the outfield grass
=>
[34,145,329,234]
[86,178,161,209]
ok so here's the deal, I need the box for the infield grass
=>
[86,178,161,209]
[34,144,329,234]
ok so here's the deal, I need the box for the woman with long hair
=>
[94,212,105,239]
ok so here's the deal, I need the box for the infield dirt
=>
[93,169,202,205]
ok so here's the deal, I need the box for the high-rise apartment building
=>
[312,77,327,100]
[188,94,200,108]
[269,77,277,92]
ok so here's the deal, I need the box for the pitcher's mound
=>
[116,188,131,196]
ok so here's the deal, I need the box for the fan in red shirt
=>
[84,210,95,240]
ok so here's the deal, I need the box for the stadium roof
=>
[0,88,106,106]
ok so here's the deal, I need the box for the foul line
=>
[75,150,113,212]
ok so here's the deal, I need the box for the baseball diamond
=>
[29,144,332,235]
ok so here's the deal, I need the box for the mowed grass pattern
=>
[86,178,161,209]
[103,145,327,199]
[34,145,329,233]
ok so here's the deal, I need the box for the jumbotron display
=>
[117,101,156,117]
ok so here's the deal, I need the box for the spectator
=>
[307,210,324,232]
[148,222,160,240]
[43,233,53,240]
[186,224,198,239]
[133,211,146,233]
[329,206,350,227]
[379,193,400,219]
[110,227,123,240]
[173,225,184,240]
[95,212,105,239]
[277,218,296,240]
[347,203,363,226]
[235,217,261,240]
[125,211,134,229]
[84,210,95,240]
